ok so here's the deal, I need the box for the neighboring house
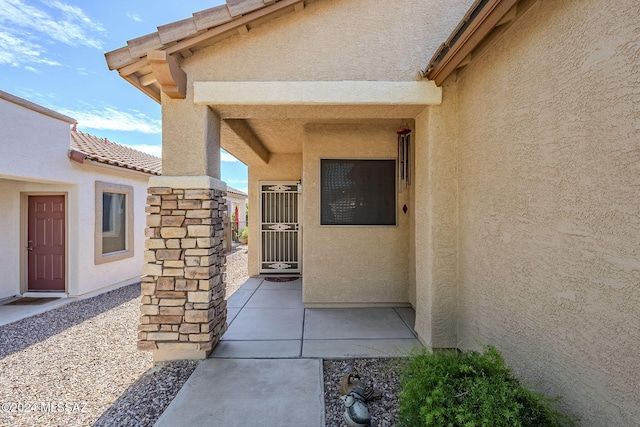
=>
[105,0,639,424]
[0,90,161,300]
[226,186,248,235]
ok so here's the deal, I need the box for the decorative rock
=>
[341,393,371,427]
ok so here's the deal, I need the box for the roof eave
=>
[104,0,308,104]
[423,0,528,86]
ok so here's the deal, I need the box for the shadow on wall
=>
[0,284,140,359]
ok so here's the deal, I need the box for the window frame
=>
[95,181,134,264]
[319,158,397,227]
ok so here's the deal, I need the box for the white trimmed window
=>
[95,182,134,264]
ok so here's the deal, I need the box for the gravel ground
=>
[0,247,249,427]
[323,358,403,427]
[0,284,153,427]
[1,247,406,427]
[225,244,248,298]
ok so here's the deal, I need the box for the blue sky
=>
[0,0,248,193]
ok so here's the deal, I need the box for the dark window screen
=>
[321,159,396,225]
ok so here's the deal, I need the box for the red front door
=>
[28,195,65,291]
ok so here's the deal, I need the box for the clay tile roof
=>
[105,0,313,103]
[70,130,162,175]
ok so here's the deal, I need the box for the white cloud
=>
[0,0,104,68]
[0,31,61,67]
[60,106,162,134]
[122,144,162,158]
[126,11,142,22]
[220,151,240,162]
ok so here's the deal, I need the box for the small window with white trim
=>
[95,182,134,264]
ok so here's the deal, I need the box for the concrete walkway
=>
[155,277,421,427]
[0,296,73,326]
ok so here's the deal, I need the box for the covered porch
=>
[213,276,420,359]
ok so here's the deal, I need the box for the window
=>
[320,159,396,226]
[102,192,126,252]
[95,182,134,264]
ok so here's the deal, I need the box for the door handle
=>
[26,240,33,251]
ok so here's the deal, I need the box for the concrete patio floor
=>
[155,277,421,427]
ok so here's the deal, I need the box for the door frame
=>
[20,192,68,294]
[258,181,302,275]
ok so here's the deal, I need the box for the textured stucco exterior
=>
[118,0,638,421]
[162,94,221,178]
[173,0,472,306]
[411,92,459,349]
[303,123,410,306]
[0,95,149,300]
[183,0,472,83]
[449,0,640,424]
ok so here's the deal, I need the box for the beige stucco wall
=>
[247,154,302,277]
[177,0,473,295]
[411,89,459,348]
[162,94,221,178]
[184,0,474,83]
[450,0,640,424]
[302,123,410,306]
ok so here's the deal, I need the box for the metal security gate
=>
[260,182,301,274]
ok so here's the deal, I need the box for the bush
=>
[398,346,574,427]
[240,226,248,241]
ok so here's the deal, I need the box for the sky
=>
[0,0,248,193]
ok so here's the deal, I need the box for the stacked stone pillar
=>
[139,177,227,361]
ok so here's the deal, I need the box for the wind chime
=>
[397,122,411,192]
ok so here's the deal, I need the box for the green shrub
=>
[398,346,574,427]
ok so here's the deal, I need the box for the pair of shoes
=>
[340,392,371,427]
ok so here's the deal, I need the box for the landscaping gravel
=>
[1,247,406,427]
[0,284,153,427]
[0,247,249,427]
[323,358,403,427]
[225,244,248,298]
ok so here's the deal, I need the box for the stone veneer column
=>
[139,176,227,361]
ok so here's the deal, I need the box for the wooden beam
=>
[139,73,157,86]
[123,73,161,103]
[148,50,187,99]
[294,2,305,12]
[224,119,270,164]
[237,25,249,35]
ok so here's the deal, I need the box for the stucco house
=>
[105,0,639,424]
[0,90,161,300]
[226,186,248,237]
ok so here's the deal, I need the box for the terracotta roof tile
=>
[193,5,234,31]
[70,130,162,175]
[158,17,199,45]
[226,0,268,17]
[106,0,304,71]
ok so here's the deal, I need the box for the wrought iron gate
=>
[259,182,301,274]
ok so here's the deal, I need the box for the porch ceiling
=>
[218,109,425,166]
[206,80,439,165]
